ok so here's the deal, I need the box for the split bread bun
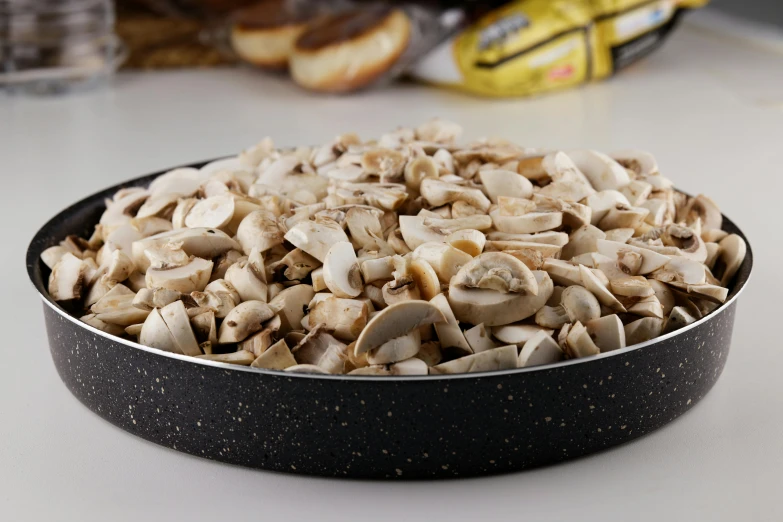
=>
[290,7,412,93]
[230,0,317,69]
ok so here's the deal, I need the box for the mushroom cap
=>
[131,227,239,273]
[367,329,421,365]
[489,208,563,235]
[218,300,275,343]
[452,252,538,295]
[409,258,441,301]
[717,234,747,287]
[184,194,235,229]
[139,308,180,353]
[448,270,553,326]
[610,149,659,176]
[492,324,553,345]
[389,357,429,375]
[354,301,446,355]
[269,284,315,335]
[463,323,498,353]
[323,241,363,298]
[48,252,85,301]
[586,314,626,352]
[412,242,473,284]
[624,317,664,345]
[518,331,563,367]
[398,215,447,250]
[651,257,706,285]
[559,284,602,325]
[596,239,669,275]
[237,210,285,256]
[566,149,630,191]
[284,217,349,262]
[250,339,297,370]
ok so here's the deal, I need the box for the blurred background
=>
[1,0,780,97]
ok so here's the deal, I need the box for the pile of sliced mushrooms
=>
[42,119,747,376]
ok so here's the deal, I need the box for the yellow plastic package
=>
[410,0,709,97]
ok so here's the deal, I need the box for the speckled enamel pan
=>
[27,160,753,479]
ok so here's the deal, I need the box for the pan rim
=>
[27,158,754,382]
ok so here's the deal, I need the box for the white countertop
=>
[2,12,782,522]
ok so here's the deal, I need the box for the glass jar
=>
[0,0,126,95]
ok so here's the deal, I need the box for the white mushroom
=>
[448,270,553,326]
[419,179,491,211]
[184,194,235,229]
[250,339,297,370]
[430,345,518,374]
[492,324,553,346]
[217,301,275,343]
[237,210,284,255]
[389,357,429,375]
[586,315,625,352]
[464,323,498,353]
[48,253,85,301]
[398,215,448,250]
[596,239,669,274]
[225,249,267,302]
[478,169,533,203]
[662,306,698,334]
[624,317,664,345]
[566,150,630,191]
[146,257,213,294]
[354,300,445,355]
[412,242,473,284]
[578,265,626,312]
[367,330,421,365]
[196,351,256,365]
[322,242,363,298]
[518,331,563,367]
[81,314,127,337]
[308,296,369,341]
[131,227,239,273]
[284,217,349,262]
[410,258,442,301]
[160,300,201,356]
[360,256,394,283]
[586,190,631,226]
[490,207,563,235]
[610,150,659,176]
[404,156,439,191]
[140,308,180,353]
[651,257,706,285]
[269,284,315,335]
[536,285,600,329]
[91,284,150,326]
[451,252,538,295]
[311,267,327,291]
[562,321,600,359]
[446,229,486,257]
[715,234,746,287]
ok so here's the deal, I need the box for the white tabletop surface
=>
[2,12,782,522]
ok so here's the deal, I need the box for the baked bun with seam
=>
[290,6,412,93]
[230,0,317,69]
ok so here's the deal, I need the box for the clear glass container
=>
[0,0,126,95]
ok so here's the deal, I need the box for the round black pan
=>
[27,160,753,479]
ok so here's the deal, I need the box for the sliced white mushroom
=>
[367,329,421,365]
[484,241,561,259]
[662,306,698,334]
[192,311,218,346]
[586,191,631,226]
[610,150,658,176]
[624,317,664,345]
[715,234,747,287]
[596,239,669,274]
[321,241,363,298]
[586,315,625,352]
[430,345,518,374]
[311,267,327,291]
[269,284,315,335]
[91,285,150,326]
[451,252,538,295]
[464,323,498,353]
[131,227,239,273]
[81,313,128,337]
[492,324,553,346]
[478,169,533,203]
[651,257,706,285]
[48,253,85,301]
[354,300,445,355]
[284,217,349,262]
[577,265,626,312]
[99,190,149,235]
[140,308,181,353]
[225,250,267,302]
[490,207,563,235]
[563,321,600,359]
[410,258,442,301]
[388,357,429,375]
[398,215,447,250]
[681,194,722,230]
[448,270,553,326]
[412,242,473,284]
[146,257,213,294]
[610,276,654,297]
[566,150,630,191]
[666,282,729,304]
[420,179,491,211]
[404,156,439,191]
[236,210,284,256]
[518,331,563,367]
[217,301,275,343]
[183,194,235,230]
[159,300,201,356]
[309,296,369,341]
[196,350,256,365]
[486,231,569,246]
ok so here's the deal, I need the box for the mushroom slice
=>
[420,179,491,211]
[196,350,256,365]
[99,190,149,235]
[225,250,267,303]
[490,208,563,235]
[597,205,649,231]
[542,259,582,286]
[681,194,722,230]
[660,224,707,263]
[452,252,538,295]
[283,364,332,374]
[367,329,421,365]
[430,345,518,375]
[131,228,239,273]
[621,294,664,318]
[604,228,635,243]
[398,215,447,250]
[563,321,600,359]
[410,258,442,301]
[323,242,363,298]
[518,331,563,367]
[487,231,569,247]
[240,328,274,357]
[140,308,181,353]
[423,215,494,234]
[662,306,698,334]
[553,284,601,325]
[159,301,201,356]
[81,313,127,337]
[41,246,70,270]
[666,282,728,304]
[586,190,631,226]
[360,256,394,283]
[389,357,429,375]
[236,210,284,256]
[284,217,349,262]
[412,242,473,284]
[404,156,439,191]
[640,199,667,227]
[48,253,86,301]
[291,326,347,367]
[715,234,747,287]
[624,317,664,345]
[566,149,631,191]
[448,270,553,326]
[446,229,486,257]
[269,284,315,335]
[538,180,595,203]
[610,150,659,176]
[702,229,729,243]
[192,311,218,346]
[561,225,606,260]
[464,323,498,353]
[311,267,327,291]
[348,365,392,376]
[415,341,443,366]
[485,241,561,259]
[217,301,275,343]
[586,315,626,352]
[535,304,570,329]
[354,300,445,356]
[92,285,150,326]
[492,324,554,346]
[610,276,654,297]
[146,257,213,294]
[650,257,706,285]
[617,180,653,206]
[517,154,548,182]
[596,239,669,274]
[309,297,369,341]
[578,265,626,312]
[478,169,533,203]
[184,194,235,230]
[415,118,462,143]
[649,279,676,316]
[361,148,406,180]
